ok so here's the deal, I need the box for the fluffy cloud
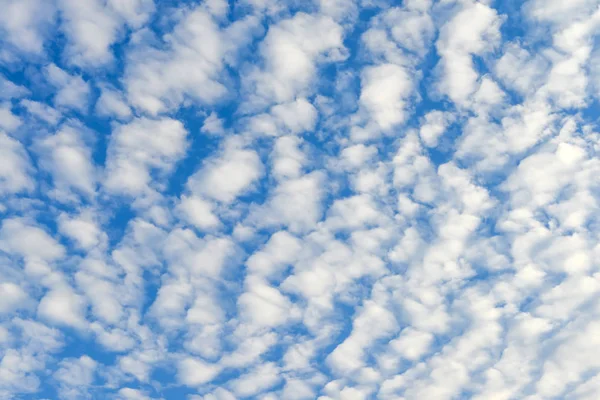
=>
[104,117,188,195]
[245,12,346,107]
[34,123,96,199]
[186,137,263,203]
[44,64,91,112]
[0,0,55,55]
[436,1,503,106]
[124,6,259,114]
[0,132,35,195]
[3,1,600,399]
[359,63,413,131]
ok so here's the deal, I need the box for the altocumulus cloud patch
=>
[2,0,600,399]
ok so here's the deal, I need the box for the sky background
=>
[1,0,600,399]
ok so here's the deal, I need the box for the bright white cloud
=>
[0,132,34,195]
[0,0,55,54]
[104,117,188,195]
[359,63,413,132]
[124,7,258,114]
[186,138,263,203]
[246,12,346,106]
[44,64,91,112]
[436,2,502,106]
[35,124,96,199]
[4,1,600,399]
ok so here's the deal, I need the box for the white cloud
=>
[21,100,62,125]
[271,136,307,179]
[178,357,221,386]
[248,171,325,233]
[104,117,188,195]
[246,230,302,278]
[125,8,258,114]
[0,218,65,262]
[0,103,22,132]
[384,7,434,55]
[248,98,318,137]
[271,98,318,134]
[230,362,282,398]
[58,0,120,65]
[0,0,55,54]
[35,124,96,198]
[57,0,154,66]
[494,43,549,95]
[325,194,387,231]
[44,64,91,112]
[163,228,238,279]
[359,63,413,132]
[95,85,132,119]
[186,138,262,203]
[38,286,87,329]
[6,2,600,399]
[0,75,29,99]
[0,282,30,315]
[419,110,453,148]
[53,356,97,400]
[327,300,398,375]
[436,2,502,106]
[107,0,155,28]
[77,272,124,325]
[246,12,346,106]
[0,133,34,195]
[238,277,297,329]
[201,112,225,136]
[58,211,104,250]
[117,388,152,400]
[176,195,220,230]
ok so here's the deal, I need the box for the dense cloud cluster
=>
[2,0,600,398]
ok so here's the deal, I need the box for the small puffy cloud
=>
[0,104,22,132]
[419,110,453,148]
[270,98,318,134]
[238,277,296,329]
[124,7,257,114]
[246,12,346,106]
[37,286,87,329]
[35,124,96,198]
[248,98,318,136]
[53,356,97,400]
[58,0,154,66]
[176,195,220,230]
[494,43,549,95]
[117,388,152,400]
[104,117,188,195]
[248,171,325,233]
[0,282,30,315]
[0,133,34,195]
[95,85,132,119]
[359,63,413,132]
[58,211,104,250]
[0,75,29,99]
[436,2,502,105]
[5,2,600,400]
[271,136,307,179]
[178,357,221,386]
[44,64,91,112]
[0,0,55,54]
[246,230,302,278]
[21,100,62,125]
[230,362,282,398]
[186,138,263,203]
[0,218,65,261]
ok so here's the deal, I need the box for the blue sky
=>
[2,0,600,399]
